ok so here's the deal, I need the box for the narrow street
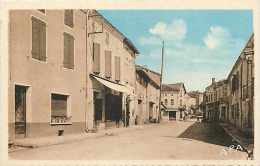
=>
[9,121,247,160]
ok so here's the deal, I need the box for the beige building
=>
[86,10,139,130]
[161,83,186,121]
[204,78,228,121]
[203,34,254,138]
[183,93,196,114]
[227,34,254,137]
[8,9,140,144]
[9,10,88,140]
[135,65,161,124]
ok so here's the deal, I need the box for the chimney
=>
[212,78,215,84]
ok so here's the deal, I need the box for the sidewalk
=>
[219,123,254,154]
[10,124,154,152]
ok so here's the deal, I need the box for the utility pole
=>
[158,41,164,123]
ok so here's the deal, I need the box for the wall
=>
[9,10,87,139]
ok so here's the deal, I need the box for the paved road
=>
[9,121,247,160]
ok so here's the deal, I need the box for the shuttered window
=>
[51,94,68,117]
[63,33,74,69]
[32,17,46,61]
[105,50,112,78]
[64,10,73,28]
[93,43,100,73]
[115,56,120,81]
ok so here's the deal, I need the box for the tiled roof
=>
[162,83,184,92]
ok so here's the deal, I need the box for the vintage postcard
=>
[0,0,259,165]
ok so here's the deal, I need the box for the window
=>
[164,99,168,105]
[63,33,74,69]
[93,43,101,73]
[31,17,46,61]
[64,10,73,28]
[51,94,70,124]
[115,56,121,81]
[105,50,112,78]
[171,99,174,105]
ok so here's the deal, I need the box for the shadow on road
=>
[177,122,234,147]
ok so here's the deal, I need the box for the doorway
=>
[15,85,27,138]
[169,111,176,120]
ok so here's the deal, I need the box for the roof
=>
[90,10,140,54]
[227,34,254,80]
[162,83,186,93]
[136,65,161,88]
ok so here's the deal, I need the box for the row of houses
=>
[8,9,161,142]
[203,34,254,138]
[160,83,203,121]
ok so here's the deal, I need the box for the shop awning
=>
[92,75,131,94]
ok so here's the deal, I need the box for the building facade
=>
[9,9,141,143]
[227,34,254,137]
[86,10,139,130]
[161,83,186,121]
[135,65,161,124]
[9,10,88,140]
[203,34,254,138]
[204,78,228,122]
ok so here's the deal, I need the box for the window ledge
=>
[50,123,72,126]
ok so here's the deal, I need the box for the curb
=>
[11,124,151,151]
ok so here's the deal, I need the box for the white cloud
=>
[203,26,233,49]
[149,19,187,41]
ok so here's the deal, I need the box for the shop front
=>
[91,75,132,129]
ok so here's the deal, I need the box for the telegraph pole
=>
[158,41,164,123]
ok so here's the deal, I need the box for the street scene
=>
[9,121,247,160]
[7,9,254,160]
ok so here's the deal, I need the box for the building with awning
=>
[86,10,139,130]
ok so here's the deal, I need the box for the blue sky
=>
[99,10,253,91]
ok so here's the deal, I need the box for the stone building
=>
[203,34,254,138]
[86,10,139,130]
[135,65,161,124]
[227,34,254,137]
[204,78,228,121]
[9,10,88,140]
[161,83,186,121]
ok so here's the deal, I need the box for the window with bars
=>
[93,43,101,74]
[64,10,74,28]
[63,33,74,69]
[31,17,46,61]
[51,94,70,124]
[105,50,112,78]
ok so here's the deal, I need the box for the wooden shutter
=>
[115,56,120,81]
[63,33,74,69]
[32,17,46,61]
[93,43,100,73]
[40,21,46,61]
[64,10,73,27]
[105,50,112,78]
